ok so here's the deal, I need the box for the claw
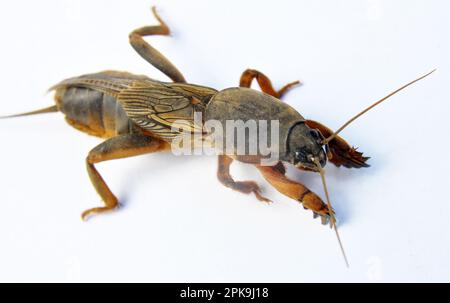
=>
[253,189,272,204]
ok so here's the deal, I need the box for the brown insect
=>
[1,6,434,266]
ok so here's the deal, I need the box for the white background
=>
[0,0,448,282]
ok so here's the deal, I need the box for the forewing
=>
[49,71,149,96]
[117,81,203,140]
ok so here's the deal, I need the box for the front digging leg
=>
[305,120,370,168]
[256,162,332,224]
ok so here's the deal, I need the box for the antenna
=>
[313,158,349,268]
[322,70,436,145]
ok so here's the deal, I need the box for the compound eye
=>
[310,129,324,143]
[310,130,320,140]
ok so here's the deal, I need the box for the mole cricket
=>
[1,6,434,266]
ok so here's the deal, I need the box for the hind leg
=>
[217,155,272,204]
[239,69,300,99]
[82,133,169,220]
[129,6,186,83]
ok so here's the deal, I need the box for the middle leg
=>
[239,69,300,99]
[217,155,272,204]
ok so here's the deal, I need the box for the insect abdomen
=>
[55,86,133,138]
